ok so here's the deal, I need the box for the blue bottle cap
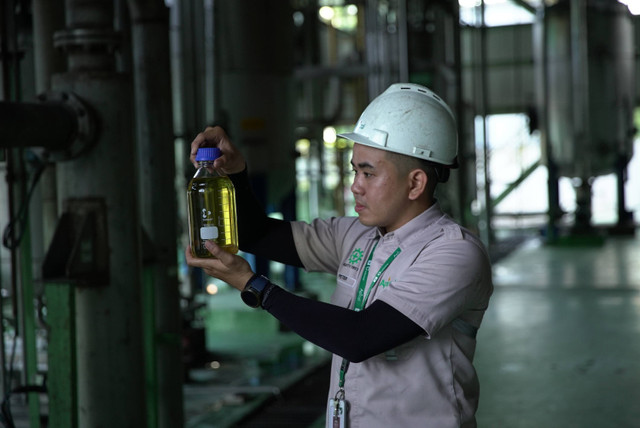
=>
[195,147,221,161]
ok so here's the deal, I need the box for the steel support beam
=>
[490,160,541,210]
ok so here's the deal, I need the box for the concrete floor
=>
[475,232,640,428]
[185,231,640,427]
[6,231,639,427]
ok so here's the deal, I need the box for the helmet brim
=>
[338,132,458,168]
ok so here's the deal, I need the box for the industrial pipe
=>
[0,91,96,160]
[128,0,184,426]
[0,100,74,150]
[48,0,146,426]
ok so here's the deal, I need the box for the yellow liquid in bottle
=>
[187,176,239,257]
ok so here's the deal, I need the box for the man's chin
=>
[356,215,375,227]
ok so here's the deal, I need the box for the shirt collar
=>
[375,202,445,248]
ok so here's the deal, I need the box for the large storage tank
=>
[540,0,635,179]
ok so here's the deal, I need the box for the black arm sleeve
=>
[262,286,424,363]
[229,168,303,267]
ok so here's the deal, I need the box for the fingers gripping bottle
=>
[187,148,239,256]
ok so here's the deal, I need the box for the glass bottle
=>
[187,147,239,256]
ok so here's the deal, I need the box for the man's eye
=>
[352,169,372,178]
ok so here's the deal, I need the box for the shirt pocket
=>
[376,335,421,361]
[330,283,353,309]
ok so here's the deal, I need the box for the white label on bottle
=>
[200,226,219,240]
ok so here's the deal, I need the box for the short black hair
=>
[384,151,442,198]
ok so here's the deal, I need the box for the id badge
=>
[327,398,347,428]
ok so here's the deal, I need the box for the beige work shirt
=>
[291,202,493,428]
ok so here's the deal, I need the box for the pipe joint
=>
[53,28,120,72]
[36,90,97,161]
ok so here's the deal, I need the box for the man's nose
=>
[350,177,361,195]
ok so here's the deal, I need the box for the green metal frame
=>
[45,282,77,428]
[143,266,158,428]
[19,226,41,428]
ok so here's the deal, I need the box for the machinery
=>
[536,0,636,235]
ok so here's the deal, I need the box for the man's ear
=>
[407,169,428,201]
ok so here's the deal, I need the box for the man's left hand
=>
[185,242,255,291]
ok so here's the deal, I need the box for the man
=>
[185,83,493,428]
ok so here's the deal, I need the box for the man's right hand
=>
[190,126,246,175]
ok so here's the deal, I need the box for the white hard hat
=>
[338,83,458,167]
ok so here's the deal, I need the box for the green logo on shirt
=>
[348,248,364,265]
[380,278,391,288]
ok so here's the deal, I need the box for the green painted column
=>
[18,226,41,428]
[45,282,77,428]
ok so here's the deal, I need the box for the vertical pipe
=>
[141,267,158,428]
[18,225,41,428]
[478,1,492,246]
[0,0,6,97]
[128,0,183,426]
[397,0,409,82]
[173,0,209,300]
[53,0,146,426]
[45,282,78,428]
[0,148,17,412]
[1,1,40,424]
[570,0,590,178]
[32,0,66,92]
[0,161,6,411]
[1,0,21,100]
[452,3,472,229]
[365,0,381,98]
[32,0,66,267]
[536,7,560,241]
[53,73,146,428]
[616,153,633,229]
[175,0,207,137]
[217,0,295,281]
[1,0,14,403]
[569,0,592,230]
[203,0,216,123]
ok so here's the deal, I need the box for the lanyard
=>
[353,241,401,312]
[338,239,402,390]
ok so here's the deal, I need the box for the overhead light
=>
[323,126,337,144]
[319,6,335,22]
